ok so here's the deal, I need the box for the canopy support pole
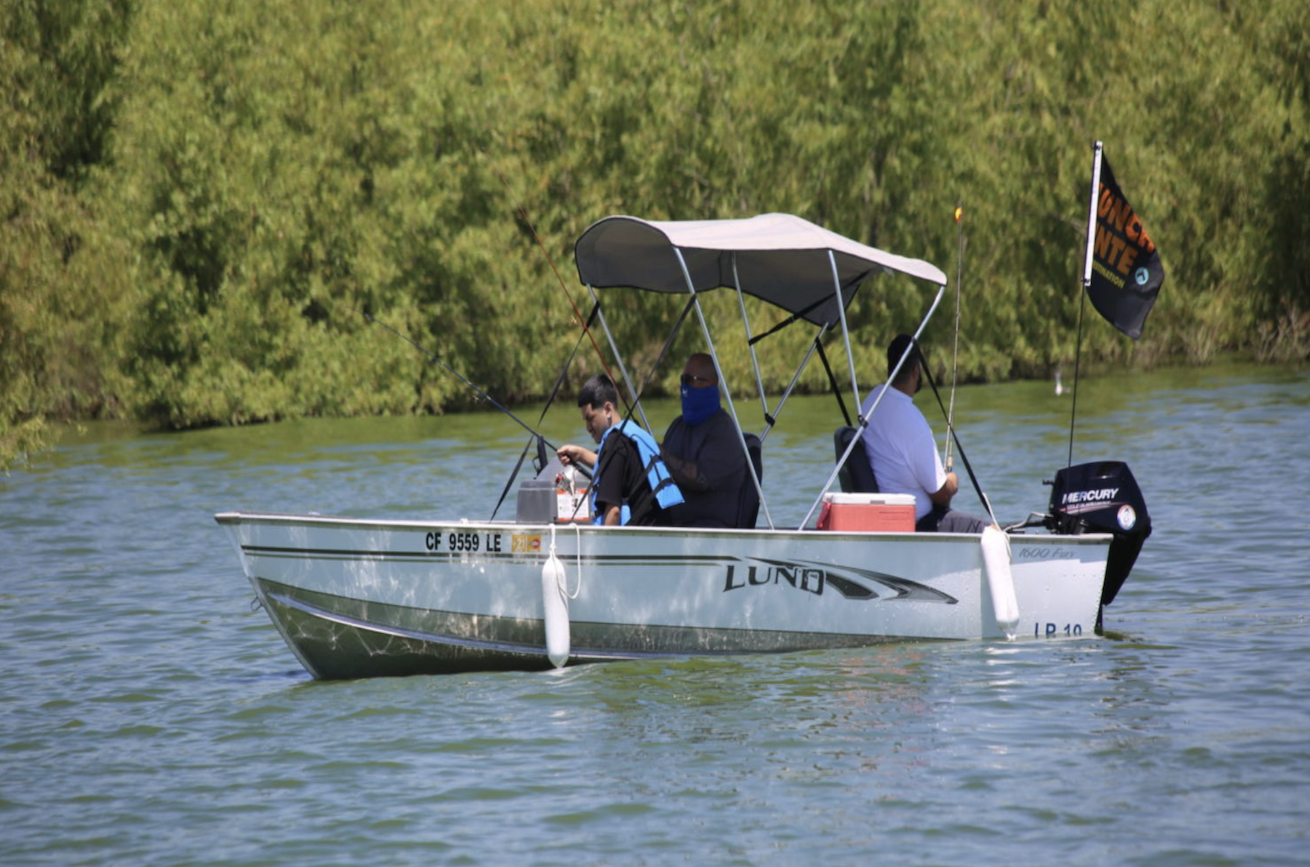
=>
[829,251,863,413]
[673,248,773,530]
[731,254,770,421]
[759,324,830,443]
[587,284,652,433]
[800,284,947,530]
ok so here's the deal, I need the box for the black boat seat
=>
[833,426,879,494]
[736,433,763,528]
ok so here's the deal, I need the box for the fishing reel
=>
[534,435,550,475]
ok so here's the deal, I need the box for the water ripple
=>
[2,366,1308,866]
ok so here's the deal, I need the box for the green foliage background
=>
[3,0,1308,467]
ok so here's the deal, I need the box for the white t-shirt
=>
[859,384,947,520]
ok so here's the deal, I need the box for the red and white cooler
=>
[816,492,916,532]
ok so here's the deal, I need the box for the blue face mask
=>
[680,383,721,426]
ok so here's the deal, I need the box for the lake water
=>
[2,363,1308,866]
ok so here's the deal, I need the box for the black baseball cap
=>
[886,333,923,378]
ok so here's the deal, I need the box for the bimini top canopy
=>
[574,213,947,327]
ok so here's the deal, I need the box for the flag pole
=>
[1083,141,1104,287]
[1068,140,1104,469]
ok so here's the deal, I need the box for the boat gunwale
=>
[214,510,1112,546]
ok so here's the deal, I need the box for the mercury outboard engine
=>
[1046,461,1151,608]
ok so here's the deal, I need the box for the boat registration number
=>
[424,531,504,554]
[1034,622,1085,637]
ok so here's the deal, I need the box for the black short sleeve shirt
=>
[594,430,666,526]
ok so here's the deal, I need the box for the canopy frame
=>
[573,214,948,530]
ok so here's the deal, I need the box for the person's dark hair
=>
[886,333,923,383]
[577,373,619,409]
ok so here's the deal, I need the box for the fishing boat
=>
[216,213,1150,680]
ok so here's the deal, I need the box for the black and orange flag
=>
[1082,144,1165,340]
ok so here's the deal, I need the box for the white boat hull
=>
[216,511,1112,679]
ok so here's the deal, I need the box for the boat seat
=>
[736,433,764,528]
[834,426,879,493]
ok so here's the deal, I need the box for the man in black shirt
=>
[557,374,683,526]
[660,353,748,527]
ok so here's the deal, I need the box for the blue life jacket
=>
[592,419,685,525]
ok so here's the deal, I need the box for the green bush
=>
[3,0,1307,468]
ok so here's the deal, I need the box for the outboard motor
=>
[1046,461,1151,608]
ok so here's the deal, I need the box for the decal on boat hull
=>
[723,558,958,604]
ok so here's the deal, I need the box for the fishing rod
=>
[519,294,693,526]
[482,151,652,431]
[489,305,601,520]
[916,339,998,526]
[552,295,699,524]
[350,305,575,464]
[480,151,623,390]
[945,200,964,472]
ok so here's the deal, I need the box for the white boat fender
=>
[980,525,1020,639]
[542,525,570,668]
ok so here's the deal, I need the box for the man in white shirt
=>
[859,334,988,534]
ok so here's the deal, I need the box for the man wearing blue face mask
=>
[660,353,748,528]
